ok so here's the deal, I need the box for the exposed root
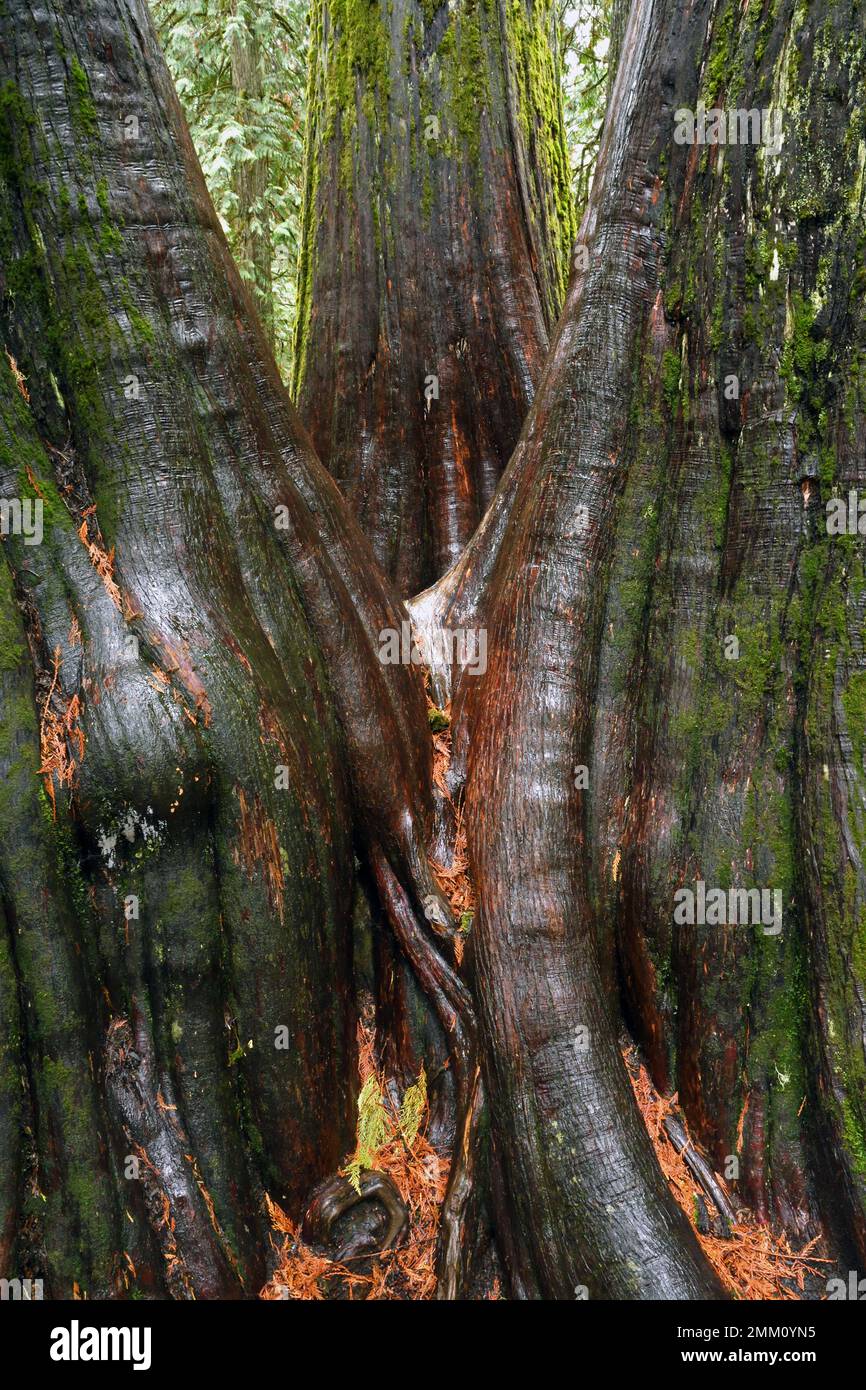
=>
[625,1047,830,1299]
[131,1141,197,1301]
[104,1010,239,1299]
[302,1170,408,1261]
[260,1023,449,1300]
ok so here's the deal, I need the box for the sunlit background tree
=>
[151,0,611,382]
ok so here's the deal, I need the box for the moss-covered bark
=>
[0,0,449,1297]
[591,0,866,1258]
[4,0,866,1303]
[293,0,576,591]
[413,0,866,1295]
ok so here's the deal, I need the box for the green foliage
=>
[345,1073,390,1192]
[558,0,611,220]
[398,1066,427,1148]
[427,705,449,731]
[150,0,308,378]
[344,1066,427,1192]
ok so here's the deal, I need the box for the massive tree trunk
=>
[292,0,576,591]
[0,0,452,1298]
[2,0,866,1305]
[419,0,866,1294]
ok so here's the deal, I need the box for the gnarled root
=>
[302,1171,408,1263]
[105,1009,244,1299]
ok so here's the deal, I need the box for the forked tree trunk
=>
[3,0,866,1304]
[293,0,576,591]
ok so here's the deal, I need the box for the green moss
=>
[323,0,391,141]
[437,0,488,166]
[294,0,576,380]
[0,79,35,166]
[702,2,738,106]
[0,559,25,672]
[781,293,829,404]
[41,1055,115,1273]
[853,910,866,982]
[842,1095,866,1180]
[291,0,325,397]
[0,79,122,464]
[501,0,575,304]
[68,57,97,137]
[94,177,122,254]
[50,807,95,939]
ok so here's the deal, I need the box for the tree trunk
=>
[422,0,866,1294]
[292,0,576,591]
[0,0,449,1297]
[3,0,866,1304]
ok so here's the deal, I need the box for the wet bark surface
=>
[293,0,576,592]
[1,0,866,1303]
[0,0,448,1297]
[423,0,866,1295]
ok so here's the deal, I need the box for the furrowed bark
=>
[430,0,866,1292]
[293,0,576,591]
[0,0,453,1297]
[0,541,121,1294]
[3,0,865,1304]
[583,0,866,1255]
[449,0,724,1298]
[0,896,20,1273]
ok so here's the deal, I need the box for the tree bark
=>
[0,0,448,1297]
[293,0,577,591]
[422,0,866,1293]
[3,0,866,1304]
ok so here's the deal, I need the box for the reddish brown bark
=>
[293,0,576,592]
